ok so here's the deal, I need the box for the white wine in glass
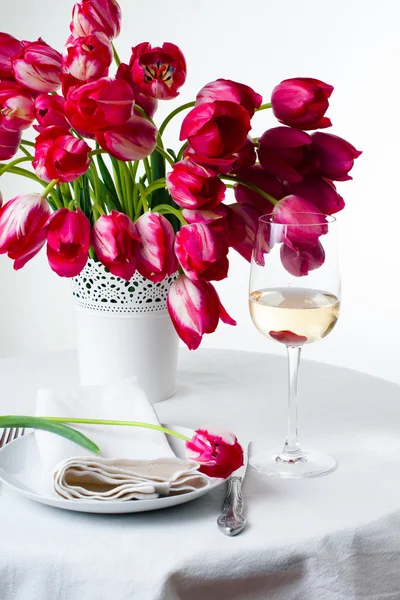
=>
[249,213,340,478]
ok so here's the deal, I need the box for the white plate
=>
[0,425,226,514]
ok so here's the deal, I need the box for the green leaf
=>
[96,154,122,211]
[0,416,101,454]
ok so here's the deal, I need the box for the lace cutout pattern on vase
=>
[71,260,178,314]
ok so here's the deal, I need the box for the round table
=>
[1,348,399,600]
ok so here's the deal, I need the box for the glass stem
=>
[282,345,303,460]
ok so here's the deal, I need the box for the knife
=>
[217,442,250,536]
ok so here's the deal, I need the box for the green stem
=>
[256,102,272,111]
[155,146,174,167]
[136,182,149,213]
[89,149,107,157]
[0,156,32,176]
[120,161,133,220]
[159,101,196,137]
[112,42,121,67]
[177,142,188,162]
[20,139,35,147]
[143,157,152,184]
[112,162,125,212]
[221,175,277,206]
[152,203,187,224]
[144,178,166,196]
[42,179,59,198]
[39,417,190,442]
[18,145,33,158]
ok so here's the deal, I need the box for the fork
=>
[0,427,25,449]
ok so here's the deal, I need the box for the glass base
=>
[250,448,337,479]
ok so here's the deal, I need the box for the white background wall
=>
[1,0,399,382]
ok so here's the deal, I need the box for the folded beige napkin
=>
[34,377,209,501]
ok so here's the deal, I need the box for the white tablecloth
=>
[1,348,400,600]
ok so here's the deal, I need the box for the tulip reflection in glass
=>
[249,212,340,478]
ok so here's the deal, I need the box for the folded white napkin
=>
[34,377,209,501]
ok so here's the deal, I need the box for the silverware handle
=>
[217,476,246,536]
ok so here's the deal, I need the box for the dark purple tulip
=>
[271,78,333,130]
[280,241,325,277]
[234,165,285,213]
[258,126,316,183]
[285,175,345,215]
[311,132,362,181]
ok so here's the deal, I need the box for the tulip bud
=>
[196,78,262,117]
[47,208,91,277]
[92,211,140,280]
[129,42,186,100]
[12,39,62,93]
[63,32,113,82]
[0,32,22,78]
[167,275,236,350]
[166,160,226,210]
[257,126,314,183]
[285,176,345,215]
[71,0,122,40]
[311,132,362,181]
[272,195,328,249]
[175,222,229,281]
[133,212,178,283]
[95,115,157,161]
[0,193,50,270]
[34,94,70,131]
[186,428,244,478]
[0,82,35,132]
[33,126,91,183]
[280,241,325,277]
[271,78,333,130]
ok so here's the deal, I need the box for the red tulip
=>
[185,428,244,478]
[271,78,333,130]
[0,127,21,160]
[269,330,307,345]
[258,126,315,183]
[182,205,230,236]
[280,241,325,277]
[12,39,62,93]
[0,33,22,78]
[166,160,226,209]
[133,212,178,283]
[0,193,50,270]
[64,77,134,134]
[0,82,35,132]
[180,101,251,171]
[33,126,91,183]
[95,115,157,161]
[129,42,186,100]
[285,176,345,215]
[311,132,362,181]
[47,208,91,277]
[230,136,257,172]
[175,222,229,281]
[92,211,140,280]
[167,275,236,350]
[272,195,327,249]
[62,32,113,82]
[234,165,285,213]
[226,202,261,262]
[116,62,158,119]
[196,78,262,117]
[34,94,70,131]
[70,0,122,40]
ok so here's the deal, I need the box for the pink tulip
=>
[285,176,345,215]
[33,126,91,183]
[0,82,35,132]
[234,165,285,213]
[311,132,362,181]
[280,241,325,277]
[269,330,307,345]
[226,202,261,262]
[133,212,178,283]
[95,115,157,161]
[64,77,134,134]
[92,211,140,280]
[47,208,91,277]
[34,94,70,131]
[180,101,251,171]
[0,127,21,160]
[70,0,122,40]
[12,39,62,93]
[182,206,230,236]
[166,160,226,210]
[271,78,333,130]
[129,42,186,100]
[116,63,159,119]
[272,195,327,249]
[0,193,50,270]
[230,136,257,172]
[257,126,315,183]
[196,78,262,117]
[63,32,113,82]
[175,222,229,281]
[186,428,244,478]
[0,33,22,78]
[167,275,236,350]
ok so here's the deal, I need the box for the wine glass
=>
[248,212,340,478]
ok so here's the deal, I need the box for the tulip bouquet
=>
[0,0,360,350]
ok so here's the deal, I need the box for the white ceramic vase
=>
[71,260,179,404]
